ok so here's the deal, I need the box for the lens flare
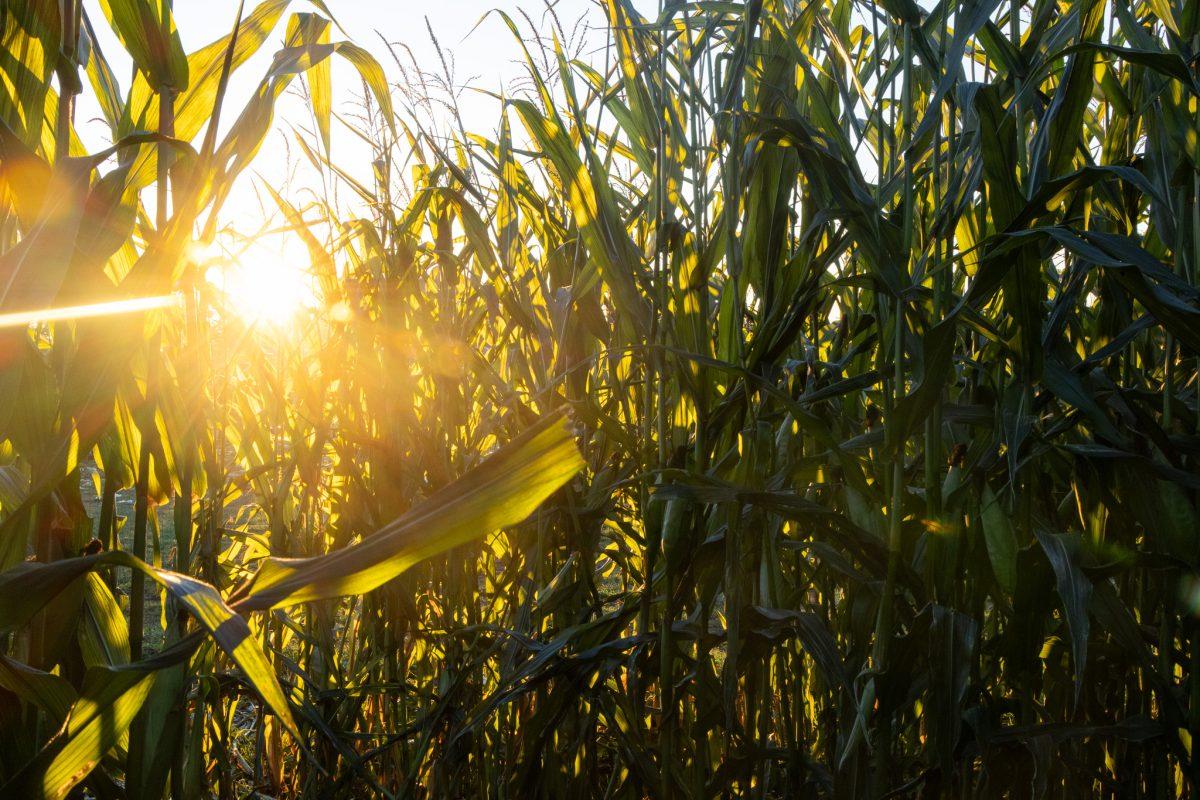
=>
[0,294,179,329]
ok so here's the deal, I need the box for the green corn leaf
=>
[44,667,160,799]
[0,552,297,735]
[1027,0,1105,188]
[97,0,189,91]
[0,653,77,726]
[7,637,199,800]
[122,0,292,191]
[1034,528,1092,707]
[980,485,1018,596]
[510,98,651,333]
[0,117,51,228]
[80,9,126,130]
[287,12,331,152]
[78,572,130,667]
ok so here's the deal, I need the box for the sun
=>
[201,236,317,327]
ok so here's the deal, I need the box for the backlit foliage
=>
[0,0,1198,798]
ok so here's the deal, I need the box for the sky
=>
[80,0,624,130]
[77,1,652,223]
[70,0,667,282]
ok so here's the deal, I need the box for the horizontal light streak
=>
[0,294,180,329]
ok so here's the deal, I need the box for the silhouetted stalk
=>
[871,21,913,797]
[129,423,151,662]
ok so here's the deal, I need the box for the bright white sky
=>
[77,0,654,233]
[80,0,632,130]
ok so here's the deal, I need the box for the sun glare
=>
[202,237,317,327]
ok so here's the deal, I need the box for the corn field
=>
[0,0,1198,797]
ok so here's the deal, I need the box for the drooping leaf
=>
[1034,528,1092,706]
[237,410,583,610]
